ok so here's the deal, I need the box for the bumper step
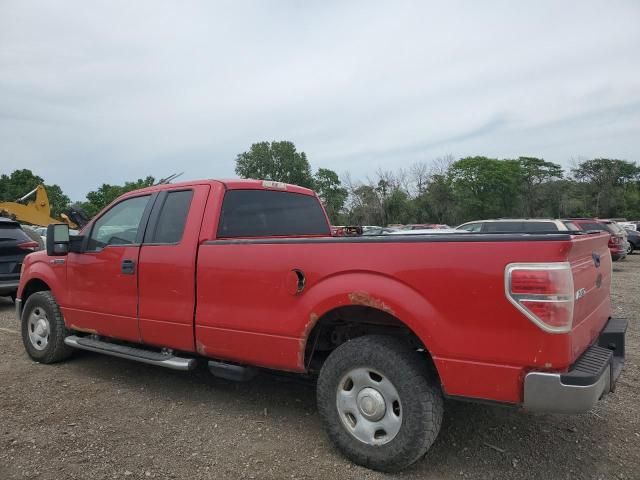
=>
[64,335,197,371]
[524,317,627,413]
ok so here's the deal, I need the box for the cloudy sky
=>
[1,1,639,200]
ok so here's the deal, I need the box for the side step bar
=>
[64,335,197,371]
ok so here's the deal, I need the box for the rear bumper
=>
[523,318,627,413]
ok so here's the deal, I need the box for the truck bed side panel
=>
[195,234,610,403]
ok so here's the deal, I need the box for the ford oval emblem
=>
[592,252,601,268]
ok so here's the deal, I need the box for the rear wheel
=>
[21,291,73,363]
[317,335,443,472]
[627,243,634,255]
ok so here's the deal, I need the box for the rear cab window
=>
[217,190,330,238]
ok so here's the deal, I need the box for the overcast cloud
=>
[1,1,639,200]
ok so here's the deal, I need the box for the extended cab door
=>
[195,188,331,369]
[63,194,155,341]
[137,185,210,352]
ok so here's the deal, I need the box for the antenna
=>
[155,172,184,185]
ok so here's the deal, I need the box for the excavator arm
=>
[0,185,81,229]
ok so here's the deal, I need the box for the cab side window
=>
[148,190,193,244]
[87,195,151,251]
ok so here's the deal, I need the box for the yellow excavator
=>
[0,185,88,229]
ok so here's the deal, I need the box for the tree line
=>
[234,141,640,226]
[2,140,639,226]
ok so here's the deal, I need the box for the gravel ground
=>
[0,256,638,480]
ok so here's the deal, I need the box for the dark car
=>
[625,228,639,254]
[0,218,39,301]
[569,218,627,261]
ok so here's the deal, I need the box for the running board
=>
[64,335,197,371]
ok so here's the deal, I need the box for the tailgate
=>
[568,232,612,361]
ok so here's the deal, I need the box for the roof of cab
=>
[120,178,316,198]
[219,179,316,196]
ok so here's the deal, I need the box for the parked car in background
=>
[20,225,45,251]
[624,228,639,254]
[386,228,464,235]
[618,222,637,231]
[0,218,40,301]
[401,223,451,230]
[456,219,577,233]
[361,226,399,235]
[569,219,627,261]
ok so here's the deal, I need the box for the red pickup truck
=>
[16,179,626,472]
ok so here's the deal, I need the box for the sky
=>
[1,1,639,201]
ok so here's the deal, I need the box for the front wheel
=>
[627,243,634,255]
[21,291,73,364]
[317,335,443,472]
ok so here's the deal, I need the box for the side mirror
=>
[46,224,70,256]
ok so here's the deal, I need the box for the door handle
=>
[121,259,136,275]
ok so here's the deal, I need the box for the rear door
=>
[195,189,331,368]
[137,185,210,352]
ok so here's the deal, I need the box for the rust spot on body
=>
[196,340,207,356]
[297,312,319,370]
[348,291,395,315]
[69,325,97,335]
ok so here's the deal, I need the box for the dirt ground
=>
[1,257,638,480]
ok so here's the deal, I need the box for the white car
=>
[456,219,577,233]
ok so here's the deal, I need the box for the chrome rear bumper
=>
[523,318,626,413]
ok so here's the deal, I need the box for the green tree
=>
[235,141,314,188]
[571,159,639,217]
[79,176,155,218]
[348,185,384,226]
[314,168,347,222]
[517,157,563,216]
[415,174,455,224]
[448,157,523,221]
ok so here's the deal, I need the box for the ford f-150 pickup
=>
[16,179,626,471]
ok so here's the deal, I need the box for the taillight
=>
[505,262,574,333]
[18,241,39,252]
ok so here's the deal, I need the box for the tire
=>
[317,335,443,472]
[21,291,73,364]
[628,243,634,255]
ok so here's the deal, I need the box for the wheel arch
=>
[20,277,52,304]
[298,272,441,377]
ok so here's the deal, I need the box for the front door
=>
[62,194,154,341]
